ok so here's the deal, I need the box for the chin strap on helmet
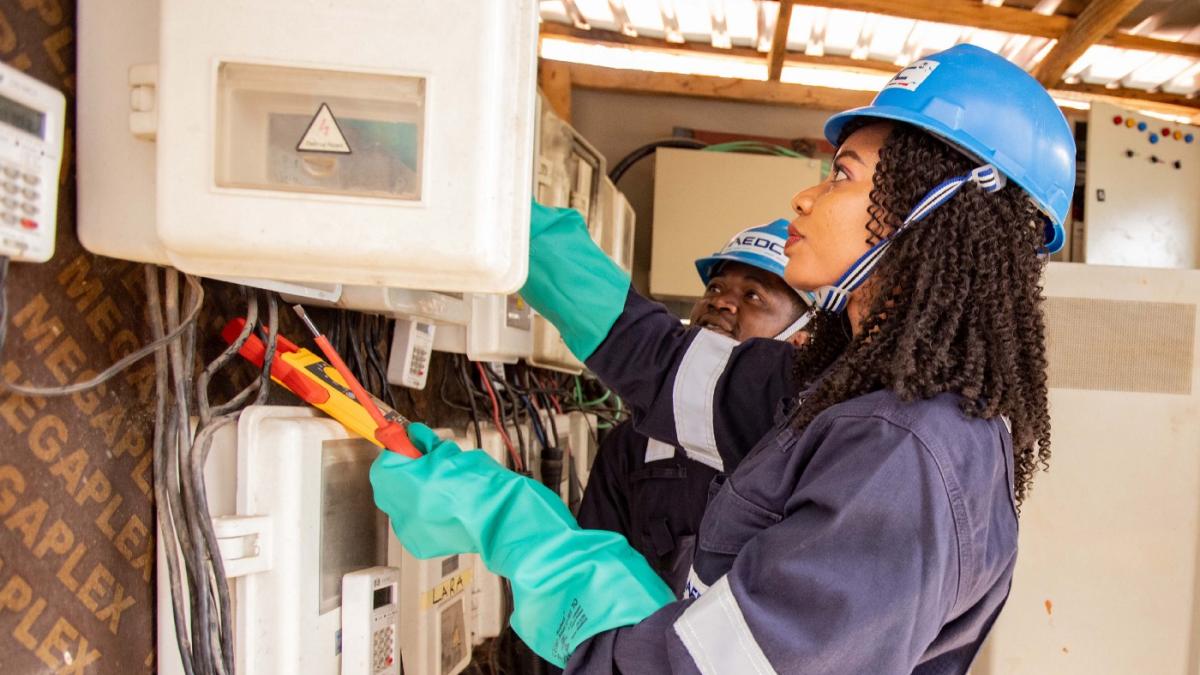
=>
[812,164,1006,314]
[773,309,814,341]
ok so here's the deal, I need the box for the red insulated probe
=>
[292,304,422,459]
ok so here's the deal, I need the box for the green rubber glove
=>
[520,201,631,362]
[370,423,674,667]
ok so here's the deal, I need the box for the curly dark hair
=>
[791,121,1052,506]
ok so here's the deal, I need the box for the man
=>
[576,219,811,594]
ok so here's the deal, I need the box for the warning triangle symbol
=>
[297,103,351,154]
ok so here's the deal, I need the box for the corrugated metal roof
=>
[539,0,1200,96]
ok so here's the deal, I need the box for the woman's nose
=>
[791,185,820,216]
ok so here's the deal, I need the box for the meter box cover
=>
[155,0,538,292]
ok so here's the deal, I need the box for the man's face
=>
[689,261,806,342]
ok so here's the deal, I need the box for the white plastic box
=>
[78,0,538,292]
[529,103,609,373]
[468,424,519,645]
[156,406,391,675]
[0,62,66,263]
[388,427,475,675]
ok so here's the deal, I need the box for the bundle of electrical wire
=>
[148,268,277,675]
[0,261,274,674]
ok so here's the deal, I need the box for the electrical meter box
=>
[390,545,473,675]
[0,62,66,263]
[237,407,390,675]
[285,286,533,364]
[595,177,637,274]
[529,101,612,374]
[433,294,534,364]
[156,407,390,675]
[388,427,474,675]
[78,0,537,292]
[468,424,518,645]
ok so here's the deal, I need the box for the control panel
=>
[342,566,402,675]
[0,62,65,262]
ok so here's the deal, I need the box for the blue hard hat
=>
[824,44,1075,253]
[695,220,813,304]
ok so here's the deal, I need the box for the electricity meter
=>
[469,424,520,644]
[0,62,65,263]
[78,0,537,292]
[388,427,475,675]
[529,103,608,373]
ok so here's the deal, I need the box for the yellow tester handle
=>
[271,347,407,448]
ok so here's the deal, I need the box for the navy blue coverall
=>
[565,290,1020,674]
[576,422,720,594]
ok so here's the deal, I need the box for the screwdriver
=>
[293,304,422,459]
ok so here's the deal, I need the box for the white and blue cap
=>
[695,219,792,286]
[694,219,815,340]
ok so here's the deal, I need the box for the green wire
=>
[703,140,805,158]
[582,389,611,407]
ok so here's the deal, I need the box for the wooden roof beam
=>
[767,0,796,81]
[553,59,1200,122]
[539,24,1200,117]
[1033,0,1143,87]
[564,61,875,110]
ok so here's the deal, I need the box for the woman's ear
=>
[787,331,810,348]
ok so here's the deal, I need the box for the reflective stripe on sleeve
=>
[673,575,777,675]
[644,438,676,463]
[671,330,737,472]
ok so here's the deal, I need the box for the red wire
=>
[477,362,522,472]
[532,372,563,415]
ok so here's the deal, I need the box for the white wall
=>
[1083,101,1200,268]
[571,89,831,294]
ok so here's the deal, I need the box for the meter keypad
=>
[0,160,42,232]
[371,625,395,673]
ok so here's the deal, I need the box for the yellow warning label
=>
[421,569,474,610]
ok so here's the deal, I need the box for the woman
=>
[372,43,1073,674]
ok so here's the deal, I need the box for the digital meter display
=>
[0,92,44,138]
[373,586,392,610]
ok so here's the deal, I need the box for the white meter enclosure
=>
[87,0,538,292]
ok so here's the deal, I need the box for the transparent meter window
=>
[216,62,424,200]
[318,438,387,613]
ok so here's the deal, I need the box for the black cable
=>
[147,267,197,675]
[144,270,283,675]
[163,270,212,675]
[189,414,239,675]
[365,316,395,409]
[0,256,9,356]
[437,356,473,413]
[609,138,707,184]
[253,293,278,407]
[458,356,484,448]
[0,272,204,397]
[194,290,265,675]
[493,366,528,470]
[198,292,257,425]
